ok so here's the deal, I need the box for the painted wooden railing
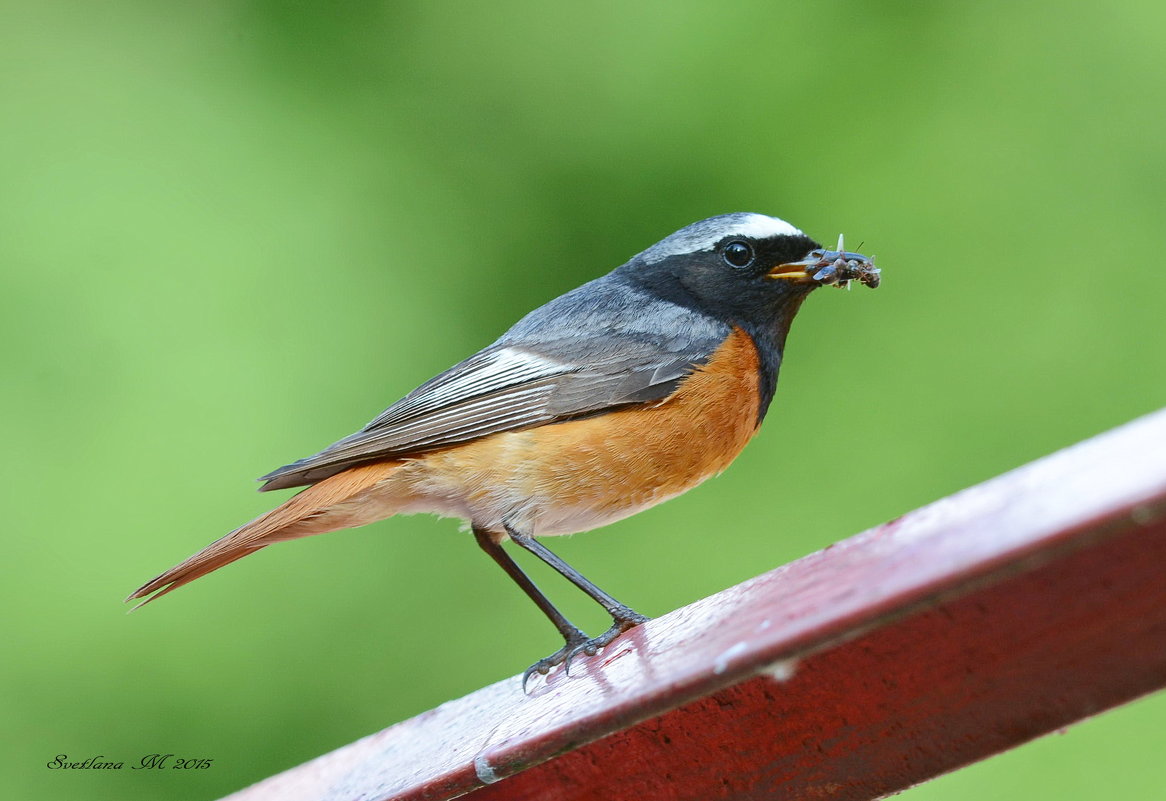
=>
[226,408,1166,801]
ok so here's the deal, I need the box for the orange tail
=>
[127,461,405,608]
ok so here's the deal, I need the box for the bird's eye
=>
[722,241,754,268]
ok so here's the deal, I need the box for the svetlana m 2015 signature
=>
[47,753,213,770]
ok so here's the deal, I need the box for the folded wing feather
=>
[258,337,715,491]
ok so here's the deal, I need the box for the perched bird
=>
[128,213,880,686]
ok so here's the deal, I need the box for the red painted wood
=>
[225,409,1166,801]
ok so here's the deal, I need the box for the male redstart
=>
[128,213,880,686]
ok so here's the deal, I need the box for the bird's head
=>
[621,212,879,328]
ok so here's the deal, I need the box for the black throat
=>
[738,291,813,423]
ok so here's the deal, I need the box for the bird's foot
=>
[522,627,591,692]
[521,609,650,690]
[563,607,650,674]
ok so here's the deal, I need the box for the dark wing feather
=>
[259,277,728,491]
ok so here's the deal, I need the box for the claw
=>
[565,609,650,676]
[522,628,591,692]
[564,626,618,676]
[563,641,593,675]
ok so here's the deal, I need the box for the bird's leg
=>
[504,524,649,669]
[472,526,589,689]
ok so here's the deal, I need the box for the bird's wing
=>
[258,330,725,491]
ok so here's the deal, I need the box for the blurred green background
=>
[3,1,1164,799]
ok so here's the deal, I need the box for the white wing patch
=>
[365,347,566,430]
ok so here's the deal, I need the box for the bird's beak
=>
[768,234,881,289]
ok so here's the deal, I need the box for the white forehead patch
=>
[638,213,804,264]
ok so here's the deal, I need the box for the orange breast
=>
[400,327,763,536]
